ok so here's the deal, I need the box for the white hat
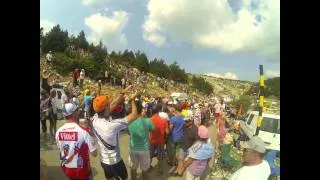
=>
[63,103,78,116]
[193,103,199,109]
[72,97,79,106]
[240,136,266,153]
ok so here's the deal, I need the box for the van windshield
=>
[247,114,255,125]
[260,117,280,134]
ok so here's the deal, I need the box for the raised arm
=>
[125,93,138,124]
[110,85,133,112]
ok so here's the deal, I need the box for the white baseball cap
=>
[63,103,78,116]
[240,136,266,153]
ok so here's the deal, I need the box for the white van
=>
[239,111,280,151]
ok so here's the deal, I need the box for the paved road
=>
[40,120,218,180]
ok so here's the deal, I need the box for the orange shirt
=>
[149,114,168,145]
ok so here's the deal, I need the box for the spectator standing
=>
[89,86,138,180]
[214,100,222,124]
[175,111,199,176]
[41,69,51,93]
[192,103,202,127]
[83,89,92,119]
[56,103,97,180]
[46,51,52,64]
[168,104,184,167]
[73,68,79,87]
[128,101,155,180]
[48,89,58,141]
[40,90,50,140]
[149,104,169,175]
[79,69,85,89]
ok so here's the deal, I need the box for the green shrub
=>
[52,53,101,79]
[232,95,254,113]
[191,76,213,95]
[52,53,74,75]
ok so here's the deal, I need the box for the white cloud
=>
[143,0,280,60]
[205,72,238,80]
[143,33,166,47]
[265,70,280,78]
[84,10,129,46]
[40,19,56,34]
[82,0,106,6]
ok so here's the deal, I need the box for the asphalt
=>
[40,119,218,180]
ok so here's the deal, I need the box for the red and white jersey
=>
[55,122,96,178]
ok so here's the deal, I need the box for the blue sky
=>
[41,0,280,82]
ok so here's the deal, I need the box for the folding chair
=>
[210,144,242,180]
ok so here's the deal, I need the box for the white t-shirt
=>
[92,114,128,165]
[121,78,125,84]
[55,122,97,168]
[46,53,52,62]
[105,71,108,78]
[214,103,221,114]
[229,160,271,180]
[80,71,85,79]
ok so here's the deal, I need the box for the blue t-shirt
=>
[83,96,92,112]
[170,115,185,142]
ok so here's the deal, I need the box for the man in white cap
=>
[229,136,271,180]
[55,103,97,180]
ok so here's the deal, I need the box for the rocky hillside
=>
[41,57,187,99]
[201,75,255,99]
[41,56,279,112]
